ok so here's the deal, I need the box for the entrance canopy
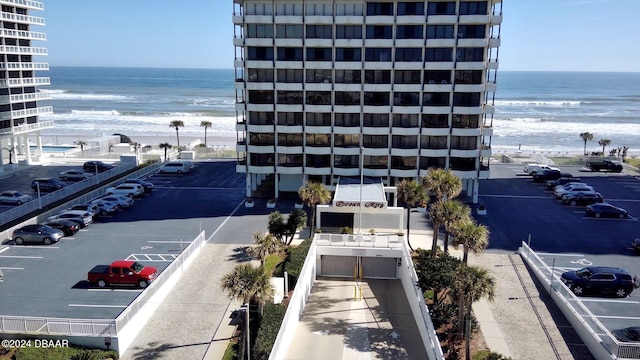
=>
[332,177,387,209]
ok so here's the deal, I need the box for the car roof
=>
[61,210,90,216]
[1,190,20,195]
[112,260,135,267]
[584,266,631,274]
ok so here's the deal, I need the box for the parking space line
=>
[479,194,553,199]
[0,255,43,259]
[537,252,584,257]
[575,299,640,304]
[147,241,191,244]
[582,216,637,221]
[68,304,128,308]
[0,267,24,270]
[11,246,59,249]
[594,315,640,319]
[88,289,142,292]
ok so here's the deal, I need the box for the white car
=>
[553,182,588,191]
[59,169,93,181]
[0,190,33,205]
[105,184,144,198]
[99,195,135,208]
[524,163,559,175]
[554,184,594,198]
[90,199,120,215]
[48,210,94,227]
[158,161,191,174]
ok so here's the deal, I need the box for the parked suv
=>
[83,161,114,173]
[158,161,191,174]
[31,178,65,191]
[105,184,144,198]
[561,266,638,297]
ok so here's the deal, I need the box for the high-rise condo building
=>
[0,0,51,169]
[233,1,502,202]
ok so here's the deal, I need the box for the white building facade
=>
[0,0,51,169]
[233,0,502,202]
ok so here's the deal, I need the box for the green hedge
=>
[252,303,286,360]
[15,346,118,360]
[284,239,312,281]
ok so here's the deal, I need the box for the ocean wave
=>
[494,100,582,106]
[43,89,131,101]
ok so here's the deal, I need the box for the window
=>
[456,47,484,62]
[393,113,419,127]
[364,92,390,106]
[306,91,331,105]
[250,153,275,166]
[367,2,393,16]
[306,25,332,39]
[247,24,273,38]
[420,156,446,169]
[425,48,453,62]
[453,92,482,106]
[422,114,449,128]
[336,3,363,16]
[363,113,389,127]
[451,136,478,150]
[334,134,360,147]
[365,48,392,62]
[306,154,331,166]
[336,48,362,62]
[335,92,361,106]
[427,2,456,15]
[278,154,303,166]
[245,3,273,15]
[249,132,275,145]
[460,1,488,15]
[248,90,274,104]
[450,157,476,171]
[306,112,331,126]
[397,2,424,15]
[306,3,333,16]
[392,135,418,149]
[336,25,362,39]
[247,68,274,82]
[458,25,486,39]
[366,25,393,39]
[306,69,332,83]
[423,93,450,106]
[425,70,451,84]
[426,25,454,39]
[365,156,389,169]
[395,48,423,62]
[277,91,303,104]
[420,135,448,149]
[396,25,423,39]
[335,70,362,84]
[306,134,331,147]
[276,3,303,15]
[277,69,303,83]
[365,70,391,84]
[393,92,420,106]
[394,70,421,84]
[277,133,303,146]
[276,24,303,38]
[277,112,303,126]
[335,113,360,126]
[455,70,483,84]
[391,156,416,169]
[247,47,274,61]
[277,47,303,61]
[307,48,332,61]
[452,114,480,128]
[334,154,360,168]
[248,111,274,125]
[363,135,388,148]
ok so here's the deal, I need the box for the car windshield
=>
[575,268,592,278]
[131,262,144,272]
[623,328,640,342]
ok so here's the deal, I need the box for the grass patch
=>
[263,253,284,276]
[626,158,640,168]
[5,346,118,360]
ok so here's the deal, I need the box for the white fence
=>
[519,241,640,360]
[0,316,116,337]
[314,232,403,248]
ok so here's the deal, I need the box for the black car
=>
[45,220,80,236]
[532,169,572,183]
[547,176,581,189]
[31,178,66,191]
[123,178,154,194]
[612,327,640,342]
[562,192,603,206]
[586,203,628,218]
[561,266,638,297]
[83,161,114,173]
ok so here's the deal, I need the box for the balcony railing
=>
[0,0,44,10]
[0,29,46,40]
[0,12,45,25]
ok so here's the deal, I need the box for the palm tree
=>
[451,265,495,360]
[75,140,87,152]
[429,200,447,256]
[220,263,274,360]
[247,232,281,268]
[579,132,593,155]
[452,219,490,264]
[159,143,172,162]
[298,181,332,234]
[598,139,611,156]
[397,179,427,251]
[440,200,471,254]
[169,120,185,148]
[200,120,212,147]
[422,168,462,202]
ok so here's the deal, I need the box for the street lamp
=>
[36,181,41,209]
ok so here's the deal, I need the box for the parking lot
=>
[478,163,640,335]
[0,160,249,319]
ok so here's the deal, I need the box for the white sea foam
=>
[494,100,582,106]
[42,89,131,101]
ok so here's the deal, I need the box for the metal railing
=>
[519,242,640,360]
[314,232,403,248]
[0,316,116,337]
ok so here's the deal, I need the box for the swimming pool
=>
[30,145,77,153]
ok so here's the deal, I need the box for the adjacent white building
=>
[0,0,51,169]
[233,0,502,202]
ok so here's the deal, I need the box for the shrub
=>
[253,303,286,359]
[473,350,514,360]
[339,226,352,234]
[284,239,312,281]
[15,346,118,360]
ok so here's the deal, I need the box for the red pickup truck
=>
[88,260,158,288]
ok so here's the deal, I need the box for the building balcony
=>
[305,83,332,91]
[232,14,243,24]
[390,148,419,157]
[274,104,303,112]
[304,166,331,175]
[248,164,276,174]
[274,38,303,47]
[1,77,50,88]
[455,62,485,71]
[457,38,488,47]
[333,126,362,135]
[0,118,53,135]
[487,60,499,70]
[452,170,478,180]
[451,127,481,136]
[459,15,490,24]
[334,15,364,24]
[491,14,503,25]
[362,127,390,135]
[245,38,273,47]
[304,146,332,155]
[391,84,421,92]
[484,104,495,114]
[235,101,246,111]
[304,104,332,113]
[236,142,247,153]
[244,60,274,68]
[419,148,449,157]
[234,59,244,68]
[482,127,493,137]
[236,122,246,132]
[452,106,482,115]
[394,39,425,47]
[390,168,419,178]
[455,84,484,92]
[421,106,451,115]
[333,83,361,91]
[233,37,244,46]
[479,166,490,179]
[362,60,393,69]
[246,124,274,133]
[305,125,331,134]
[333,105,361,113]
[305,38,333,47]
[425,38,456,47]
[365,16,395,24]
[480,145,492,157]
[395,15,426,24]
[423,83,453,92]
[248,144,275,153]
[334,39,363,47]
[242,15,273,24]
[422,61,455,70]
[276,165,303,174]
[362,147,389,156]
[391,127,418,136]
[236,163,247,173]
[246,103,274,112]
[274,82,302,91]
[363,168,389,177]
[333,146,361,156]
[391,105,421,114]
[274,15,303,24]
[6,91,51,104]
[275,125,302,133]
[485,82,497,93]
[0,12,45,26]
[304,15,333,24]
[0,29,46,40]
[450,148,479,157]
[1,0,44,10]
[425,15,457,24]
[333,167,360,177]
[489,37,501,47]
[246,82,273,91]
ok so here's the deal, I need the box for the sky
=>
[38,0,640,72]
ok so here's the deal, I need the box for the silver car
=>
[59,169,93,181]
[99,195,135,208]
[0,190,33,205]
[12,224,64,245]
[91,199,120,215]
[48,210,93,227]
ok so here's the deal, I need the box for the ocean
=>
[40,67,640,154]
